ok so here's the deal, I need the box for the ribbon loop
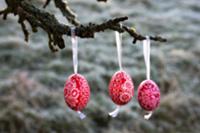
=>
[143,36,153,120]
[77,111,86,119]
[109,105,120,118]
[144,111,153,120]
[115,31,123,70]
[71,28,78,74]
[143,36,151,80]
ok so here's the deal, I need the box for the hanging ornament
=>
[137,36,160,120]
[108,31,134,117]
[64,28,90,119]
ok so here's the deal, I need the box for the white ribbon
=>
[143,36,153,120]
[115,31,123,70]
[144,111,153,120]
[143,36,151,80]
[109,105,120,118]
[71,28,78,74]
[70,28,86,119]
[108,31,123,118]
[77,111,86,119]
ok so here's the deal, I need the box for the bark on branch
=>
[0,0,167,52]
[97,0,108,2]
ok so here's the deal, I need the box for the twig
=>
[43,0,51,8]
[97,0,108,2]
[43,0,79,26]
[53,0,79,26]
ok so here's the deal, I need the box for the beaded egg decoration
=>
[137,79,160,111]
[109,70,134,105]
[64,74,90,111]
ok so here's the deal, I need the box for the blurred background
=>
[0,0,200,133]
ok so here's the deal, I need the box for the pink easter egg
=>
[64,74,90,111]
[137,79,160,111]
[109,70,134,105]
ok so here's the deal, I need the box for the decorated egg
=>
[64,73,90,111]
[137,79,160,111]
[109,70,134,105]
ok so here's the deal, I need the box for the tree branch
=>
[97,0,108,2]
[0,0,166,52]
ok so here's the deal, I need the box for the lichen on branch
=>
[0,0,167,52]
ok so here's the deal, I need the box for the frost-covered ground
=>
[0,0,200,133]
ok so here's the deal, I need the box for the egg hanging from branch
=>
[64,74,90,111]
[109,70,134,105]
[137,79,160,111]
